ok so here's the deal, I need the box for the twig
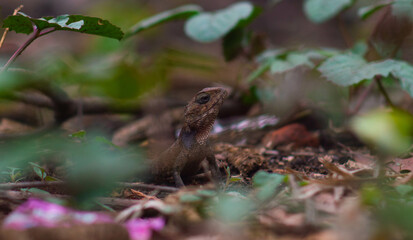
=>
[0,181,63,189]
[375,75,394,108]
[0,190,142,208]
[1,27,40,73]
[38,28,56,37]
[0,181,179,193]
[117,182,179,192]
[347,80,375,116]
[338,13,353,48]
[0,5,24,49]
[6,92,54,109]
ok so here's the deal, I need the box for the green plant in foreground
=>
[1,167,24,182]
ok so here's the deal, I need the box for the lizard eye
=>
[196,93,210,104]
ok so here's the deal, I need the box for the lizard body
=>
[151,87,229,187]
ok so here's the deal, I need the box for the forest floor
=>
[0,91,412,240]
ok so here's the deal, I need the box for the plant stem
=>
[0,5,24,49]
[1,27,41,73]
[375,75,394,108]
[347,80,375,116]
[338,13,353,48]
[38,28,56,37]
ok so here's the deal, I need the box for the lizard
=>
[150,87,229,187]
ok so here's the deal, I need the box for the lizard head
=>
[182,87,229,143]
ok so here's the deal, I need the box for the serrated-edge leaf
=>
[393,61,413,96]
[270,53,315,74]
[304,0,353,23]
[357,59,401,80]
[255,48,285,63]
[319,54,413,89]
[318,53,367,86]
[125,4,203,38]
[185,1,257,43]
[358,2,391,20]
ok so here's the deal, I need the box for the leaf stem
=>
[1,27,41,73]
[38,28,56,37]
[375,75,394,108]
[347,80,375,116]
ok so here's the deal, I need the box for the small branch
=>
[338,13,353,48]
[38,28,56,37]
[5,92,54,109]
[0,181,63,189]
[375,75,394,108]
[347,80,375,116]
[1,27,41,73]
[0,5,24,49]
[117,182,179,192]
[0,181,179,193]
[0,190,142,208]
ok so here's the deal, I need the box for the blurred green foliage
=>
[361,183,413,238]
[0,131,145,204]
[351,109,413,155]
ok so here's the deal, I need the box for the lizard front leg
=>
[206,150,221,179]
[173,169,185,187]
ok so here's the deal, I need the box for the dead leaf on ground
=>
[262,123,319,149]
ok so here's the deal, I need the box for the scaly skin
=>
[151,87,229,187]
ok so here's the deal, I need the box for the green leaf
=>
[3,13,124,40]
[318,54,401,86]
[351,41,368,56]
[252,171,285,201]
[185,1,260,43]
[303,0,353,23]
[196,189,217,197]
[213,194,254,222]
[396,184,413,196]
[351,109,413,155]
[29,162,47,180]
[94,136,120,149]
[0,71,33,96]
[247,58,273,82]
[392,0,413,21]
[393,62,413,96]
[125,4,202,38]
[229,176,243,182]
[2,13,33,34]
[358,2,391,20]
[45,176,60,182]
[270,53,314,74]
[69,130,87,139]
[318,53,413,92]
[255,49,285,63]
[180,193,203,203]
[318,53,367,86]
[361,185,382,206]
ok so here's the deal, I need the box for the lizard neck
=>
[179,123,212,149]
[179,126,197,149]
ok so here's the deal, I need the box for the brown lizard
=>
[151,87,229,187]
